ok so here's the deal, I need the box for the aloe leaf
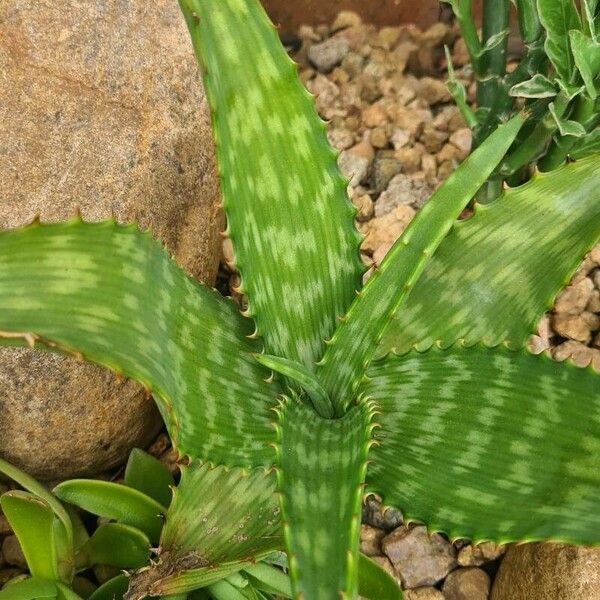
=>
[317,115,524,411]
[358,554,403,600]
[275,397,374,599]
[76,523,150,569]
[0,219,279,468]
[538,0,582,82]
[56,584,83,600]
[378,155,600,355]
[363,344,600,544]
[570,30,600,98]
[180,0,363,369]
[53,480,164,544]
[124,449,174,510]
[127,463,281,600]
[0,577,58,600]
[0,492,58,580]
[87,576,129,600]
[253,354,333,418]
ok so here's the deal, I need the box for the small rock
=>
[371,126,391,149]
[421,125,448,154]
[587,289,600,312]
[308,37,350,73]
[376,26,401,50]
[2,536,26,569]
[328,128,355,151]
[360,524,385,556]
[341,51,365,78]
[421,153,438,179]
[391,105,429,137]
[331,10,362,32]
[405,588,445,600]
[443,567,490,600]
[437,143,461,163]
[555,278,594,315]
[458,542,506,567]
[391,128,411,150]
[395,145,425,174]
[339,141,374,187]
[552,340,595,366]
[362,495,403,531]
[362,103,389,128]
[418,77,452,105]
[552,311,599,343]
[382,525,457,589]
[0,517,12,537]
[371,155,403,193]
[491,543,600,600]
[352,192,374,222]
[449,128,473,159]
[376,174,432,215]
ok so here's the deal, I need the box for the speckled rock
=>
[491,543,600,600]
[443,567,490,600]
[0,0,221,479]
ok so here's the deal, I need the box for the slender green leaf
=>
[516,0,543,43]
[124,449,174,510]
[0,578,57,600]
[54,480,164,544]
[275,397,374,599]
[317,115,524,411]
[363,345,600,544]
[56,584,83,600]
[509,74,557,98]
[180,0,363,369]
[570,30,600,98]
[379,154,600,355]
[0,220,279,468]
[127,463,281,600]
[242,563,292,598]
[583,0,600,39]
[208,580,247,600]
[538,0,582,82]
[358,554,403,600]
[77,523,150,569]
[1,492,58,580]
[87,576,129,600]
[571,128,600,157]
[253,354,333,418]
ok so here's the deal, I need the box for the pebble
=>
[362,495,403,531]
[458,542,506,567]
[1,536,26,570]
[382,525,457,589]
[449,128,472,159]
[0,568,23,586]
[442,567,490,600]
[376,174,433,215]
[371,155,403,193]
[308,37,350,72]
[360,524,385,556]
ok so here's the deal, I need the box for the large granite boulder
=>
[0,0,222,478]
[491,543,600,600]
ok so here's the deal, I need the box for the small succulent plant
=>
[0,0,598,598]
[444,0,600,200]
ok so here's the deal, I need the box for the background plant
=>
[444,0,600,200]
[0,0,598,598]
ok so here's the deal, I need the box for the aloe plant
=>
[444,0,600,200]
[0,0,599,598]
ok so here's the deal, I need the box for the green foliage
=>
[444,0,600,198]
[0,0,598,598]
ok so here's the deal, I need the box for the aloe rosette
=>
[0,0,598,598]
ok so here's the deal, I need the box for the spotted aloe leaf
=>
[362,344,600,544]
[179,0,363,370]
[274,396,374,599]
[127,462,281,599]
[378,156,600,356]
[317,115,524,411]
[0,219,279,468]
